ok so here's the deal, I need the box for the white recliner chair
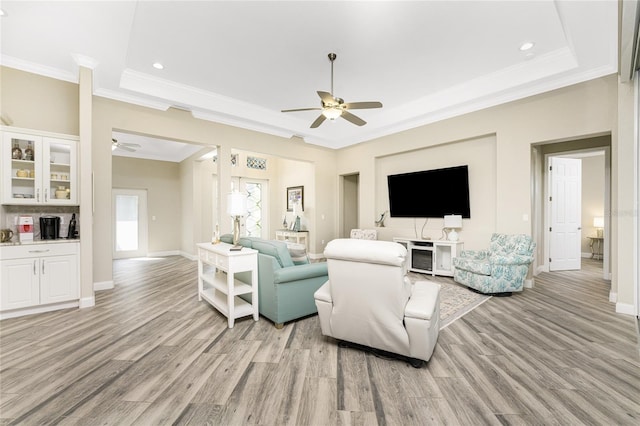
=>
[314,238,441,367]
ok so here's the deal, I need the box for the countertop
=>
[0,238,80,247]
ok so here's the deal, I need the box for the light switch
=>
[522,214,529,222]
[152,215,156,221]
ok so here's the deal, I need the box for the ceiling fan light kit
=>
[281,53,382,128]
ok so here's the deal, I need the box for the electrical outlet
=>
[322,239,325,245]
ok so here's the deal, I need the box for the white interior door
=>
[549,157,582,271]
[113,188,148,259]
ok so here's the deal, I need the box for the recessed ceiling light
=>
[153,62,164,70]
[519,42,535,51]
[0,9,6,17]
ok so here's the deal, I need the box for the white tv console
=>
[393,237,463,277]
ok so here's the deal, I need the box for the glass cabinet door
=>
[2,131,78,205]
[44,138,77,205]
[2,132,41,204]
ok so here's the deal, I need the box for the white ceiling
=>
[0,1,618,152]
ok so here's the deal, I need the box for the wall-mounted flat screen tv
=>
[387,165,471,218]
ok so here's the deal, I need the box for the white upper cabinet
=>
[1,129,78,205]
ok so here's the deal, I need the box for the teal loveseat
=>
[220,234,328,328]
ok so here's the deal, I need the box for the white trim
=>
[615,302,636,316]
[0,301,79,320]
[609,291,617,303]
[94,281,114,291]
[524,278,535,289]
[309,252,325,261]
[79,296,95,308]
[180,251,198,261]
[147,250,181,257]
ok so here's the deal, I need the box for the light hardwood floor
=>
[1,256,638,425]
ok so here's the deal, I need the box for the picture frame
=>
[287,186,304,212]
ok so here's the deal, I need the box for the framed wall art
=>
[287,186,304,212]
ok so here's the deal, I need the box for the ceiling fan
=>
[111,138,141,152]
[281,53,383,128]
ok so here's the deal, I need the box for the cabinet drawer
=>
[0,242,79,260]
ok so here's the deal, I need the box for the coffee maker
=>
[40,216,60,240]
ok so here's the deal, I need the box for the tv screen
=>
[387,165,471,218]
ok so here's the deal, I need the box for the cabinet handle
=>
[37,188,40,202]
[44,188,48,202]
[33,260,37,275]
[42,260,45,275]
[28,249,50,253]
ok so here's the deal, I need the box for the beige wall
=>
[1,66,636,312]
[91,96,337,286]
[336,74,636,309]
[373,134,496,249]
[581,155,605,254]
[0,67,79,135]
[112,156,182,254]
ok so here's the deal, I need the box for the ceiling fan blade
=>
[341,110,366,126]
[121,143,141,148]
[317,91,334,104]
[281,107,322,113]
[344,101,383,110]
[310,114,327,128]
[116,144,136,152]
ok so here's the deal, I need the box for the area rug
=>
[407,272,491,329]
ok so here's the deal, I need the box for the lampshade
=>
[444,215,462,229]
[227,191,247,216]
[593,216,604,228]
[322,107,342,120]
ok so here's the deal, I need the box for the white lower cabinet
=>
[0,242,79,317]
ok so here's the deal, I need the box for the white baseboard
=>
[0,301,79,319]
[615,302,636,316]
[524,278,534,288]
[79,296,95,308]
[309,252,325,260]
[94,280,114,291]
[148,250,181,257]
[181,251,198,261]
[609,291,617,303]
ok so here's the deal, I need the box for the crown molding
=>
[0,54,77,83]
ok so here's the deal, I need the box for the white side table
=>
[275,230,309,251]
[197,242,258,328]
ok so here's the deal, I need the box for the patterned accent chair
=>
[452,233,535,295]
[350,229,378,240]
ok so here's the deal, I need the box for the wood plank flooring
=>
[1,256,638,425]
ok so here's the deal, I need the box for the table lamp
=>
[228,191,247,247]
[444,214,462,241]
[593,216,604,238]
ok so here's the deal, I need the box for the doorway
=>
[534,140,610,282]
[112,188,148,259]
[340,173,359,238]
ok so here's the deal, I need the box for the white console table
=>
[275,230,309,250]
[393,237,463,277]
[197,242,258,328]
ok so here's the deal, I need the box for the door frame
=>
[112,188,148,259]
[542,148,610,279]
